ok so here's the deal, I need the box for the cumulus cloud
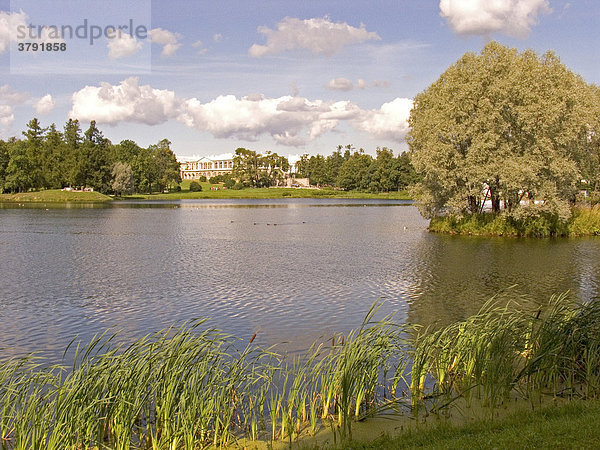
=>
[149,27,182,57]
[249,16,380,57]
[0,84,30,105]
[1,10,66,54]
[179,94,359,146]
[69,78,412,145]
[70,77,181,125]
[353,98,413,142]
[0,104,14,127]
[0,10,28,53]
[34,94,55,114]
[107,31,143,59]
[0,84,29,130]
[213,33,223,42]
[440,0,551,38]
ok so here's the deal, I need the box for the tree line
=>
[0,118,181,195]
[294,145,418,192]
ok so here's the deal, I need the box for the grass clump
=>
[429,206,600,237]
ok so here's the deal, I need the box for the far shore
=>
[0,186,411,203]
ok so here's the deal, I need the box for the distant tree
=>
[63,119,83,187]
[233,147,262,187]
[76,121,112,191]
[306,154,327,186]
[111,162,134,196]
[336,150,373,191]
[294,153,309,178]
[22,118,47,189]
[42,124,66,189]
[261,151,289,186]
[325,146,351,184]
[150,139,181,192]
[0,139,9,192]
[4,140,34,193]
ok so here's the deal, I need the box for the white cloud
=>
[70,77,181,125]
[179,94,355,146]
[0,10,28,53]
[149,27,182,57]
[192,39,208,55]
[107,31,143,59]
[0,10,66,55]
[326,78,385,91]
[0,85,29,105]
[69,78,412,146]
[249,16,380,57]
[34,94,55,115]
[353,98,413,142]
[213,33,223,42]
[0,104,14,127]
[440,0,551,38]
[326,78,354,91]
[0,85,29,130]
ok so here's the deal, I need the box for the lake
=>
[1,198,599,361]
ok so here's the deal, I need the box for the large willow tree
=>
[408,42,595,220]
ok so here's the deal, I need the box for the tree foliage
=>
[0,118,180,195]
[409,42,595,220]
[232,148,289,187]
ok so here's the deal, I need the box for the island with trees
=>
[409,42,600,237]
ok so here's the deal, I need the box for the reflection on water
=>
[0,199,599,361]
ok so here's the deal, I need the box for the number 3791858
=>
[17,42,67,52]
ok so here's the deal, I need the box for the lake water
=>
[1,199,599,361]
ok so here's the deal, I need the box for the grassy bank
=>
[429,206,600,237]
[1,295,599,448]
[129,181,410,200]
[0,189,113,203]
[342,400,600,449]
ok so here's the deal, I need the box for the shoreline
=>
[0,187,411,203]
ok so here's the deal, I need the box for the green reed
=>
[1,296,599,448]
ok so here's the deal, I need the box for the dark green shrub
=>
[189,181,202,192]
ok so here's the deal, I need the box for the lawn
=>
[129,181,411,200]
[0,189,113,202]
[337,400,600,449]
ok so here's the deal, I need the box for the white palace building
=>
[179,154,234,180]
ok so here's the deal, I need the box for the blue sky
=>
[0,0,597,160]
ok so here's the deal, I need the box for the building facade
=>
[180,156,234,180]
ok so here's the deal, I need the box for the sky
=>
[0,0,598,161]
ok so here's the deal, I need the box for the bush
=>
[232,182,244,190]
[223,177,236,189]
[209,175,222,184]
[198,175,207,182]
[189,181,202,192]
